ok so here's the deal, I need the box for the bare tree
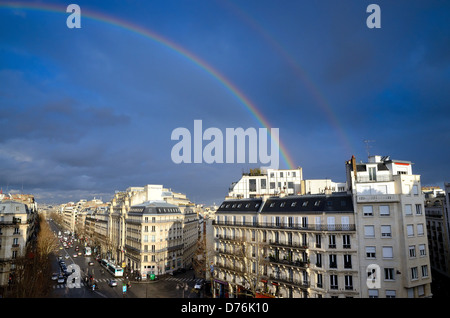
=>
[7,214,55,297]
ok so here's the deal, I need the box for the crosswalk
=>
[53,277,124,289]
[164,277,203,283]
[53,276,203,289]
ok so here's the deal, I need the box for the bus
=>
[84,247,92,256]
[101,259,124,277]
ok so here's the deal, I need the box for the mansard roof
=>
[217,194,354,215]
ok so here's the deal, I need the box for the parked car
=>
[51,273,59,280]
[88,261,94,266]
[57,276,66,284]
[194,279,204,290]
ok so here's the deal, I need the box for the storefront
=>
[213,279,229,298]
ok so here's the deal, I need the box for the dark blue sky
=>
[0,0,449,204]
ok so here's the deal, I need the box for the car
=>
[78,252,82,256]
[57,276,66,284]
[73,253,78,258]
[194,279,204,290]
[65,254,70,259]
[170,268,186,275]
[88,261,94,266]
[51,273,59,280]
[108,279,117,287]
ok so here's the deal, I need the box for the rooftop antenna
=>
[363,140,375,158]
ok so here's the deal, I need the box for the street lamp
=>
[176,283,189,298]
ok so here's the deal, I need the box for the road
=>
[47,220,205,298]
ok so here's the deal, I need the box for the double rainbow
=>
[1,1,300,169]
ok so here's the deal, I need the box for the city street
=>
[48,221,205,298]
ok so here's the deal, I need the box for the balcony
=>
[214,220,355,232]
[267,256,309,269]
[356,194,399,203]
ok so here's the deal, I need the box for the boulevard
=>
[48,220,206,299]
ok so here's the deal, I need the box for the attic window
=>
[291,202,297,207]
[280,202,285,207]
[314,201,320,206]
[245,204,250,208]
[270,203,275,207]
[302,201,308,207]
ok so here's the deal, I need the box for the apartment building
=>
[227,168,303,199]
[0,197,38,287]
[125,201,183,277]
[346,155,432,298]
[425,190,450,277]
[213,154,432,298]
[227,167,346,199]
[107,184,199,274]
[213,194,358,298]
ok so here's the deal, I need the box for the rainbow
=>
[220,0,355,155]
[0,1,298,169]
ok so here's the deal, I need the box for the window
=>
[384,268,395,280]
[368,289,378,298]
[407,224,414,237]
[315,234,321,248]
[270,182,275,189]
[344,275,353,290]
[417,224,424,236]
[405,204,412,215]
[343,235,351,249]
[382,246,393,259]
[343,254,352,269]
[419,244,426,256]
[386,290,396,298]
[421,265,429,278]
[288,217,293,228]
[381,225,392,237]
[412,185,419,195]
[249,179,257,192]
[316,254,322,268]
[411,267,418,280]
[316,273,323,288]
[366,246,376,258]
[330,275,338,290]
[364,225,375,238]
[418,285,425,297]
[329,254,337,269]
[380,205,390,216]
[369,166,377,181]
[261,179,266,189]
[302,216,308,228]
[415,204,422,215]
[329,235,336,248]
[363,205,373,216]
[409,245,416,258]
[302,201,308,207]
